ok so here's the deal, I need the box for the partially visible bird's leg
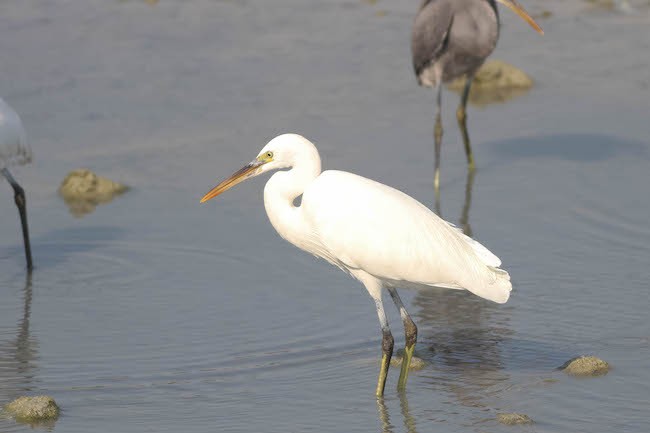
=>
[387,288,417,391]
[433,83,443,201]
[456,76,475,170]
[459,168,476,237]
[1,168,33,271]
[375,296,394,397]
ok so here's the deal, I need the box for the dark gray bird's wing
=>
[411,0,455,77]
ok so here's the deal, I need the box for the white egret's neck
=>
[263,143,321,247]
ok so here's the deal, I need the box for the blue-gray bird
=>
[411,0,543,195]
[0,97,33,271]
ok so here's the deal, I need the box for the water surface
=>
[1,1,649,432]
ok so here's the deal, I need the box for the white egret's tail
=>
[447,222,512,304]
[483,266,512,304]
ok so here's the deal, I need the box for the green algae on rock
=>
[3,396,60,422]
[446,60,534,106]
[497,413,533,425]
[560,356,610,377]
[59,168,129,217]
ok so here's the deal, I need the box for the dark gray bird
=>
[412,0,543,195]
[1,97,33,271]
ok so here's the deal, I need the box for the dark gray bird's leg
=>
[433,83,443,201]
[374,296,394,397]
[459,168,476,237]
[387,287,417,391]
[456,76,475,170]
[1,168,33,271]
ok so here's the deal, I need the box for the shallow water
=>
[1,0,649,432]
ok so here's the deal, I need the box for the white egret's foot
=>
[376,330,394,397]
[376,352,390,397]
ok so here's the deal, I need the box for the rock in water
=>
[497,413,533,425]
[561,356,610,376]
[389,349,427,371]
[4,396,60,422]
[446,60,534,106]
[59,168,129,217]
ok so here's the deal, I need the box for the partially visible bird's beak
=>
[200,160,265,203]
[497,0,544,34]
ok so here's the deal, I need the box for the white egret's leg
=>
[1,168,32,271]
[387,288,417,391]
[374,295,394,397]
[434,82,443,200]
[456,76,475,171]
[356,272,394,397]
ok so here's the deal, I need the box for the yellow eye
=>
[266,151,273,159]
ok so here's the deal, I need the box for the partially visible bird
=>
[0,97,33,271]
[200,134,511,396]
[412,0,543,196]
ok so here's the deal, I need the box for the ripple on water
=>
[0,236,386,430]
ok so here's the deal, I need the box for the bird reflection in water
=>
[414,287,513,412]
[377,392,419,433]
[434,169,476,237]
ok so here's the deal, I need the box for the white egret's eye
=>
[266,151,274,159]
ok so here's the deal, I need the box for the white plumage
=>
[0,97,31,170]
[300,170,510,303]
[200,133,511,395]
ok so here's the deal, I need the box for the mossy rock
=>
[390,349,427,371]
[3,396,60,422]
[59,168,129,217]
[560,356,610,377]
[446,60,534,106]
[497,413,533,425]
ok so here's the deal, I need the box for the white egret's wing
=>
[446,222,501,267]
[302,170,511,303]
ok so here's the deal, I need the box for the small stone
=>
[59,168,129,217]
[390,349,427,371]
[560,356,610,377]
[4,396,60,422]
[497,413,533,425]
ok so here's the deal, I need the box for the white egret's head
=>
[200,134,314,203]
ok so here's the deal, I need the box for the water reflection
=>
[413,289,513,412]
[434,169,476,237]
[489,133,648,162]
[0,273,37,397]
[0,273,47,428]
[377,392,419,433]
[459,169,475,237]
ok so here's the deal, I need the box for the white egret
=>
[200,134,511,396]
[0,97,32,271]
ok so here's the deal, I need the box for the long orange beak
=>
[497,0,544,34]
[200,161,264,203]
